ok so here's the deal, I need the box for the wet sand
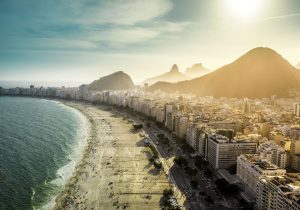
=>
[53,102,169,210]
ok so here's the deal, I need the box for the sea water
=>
[0,97,88,210]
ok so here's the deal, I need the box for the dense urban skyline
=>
[2,1,300,209]
[1,0,300,84]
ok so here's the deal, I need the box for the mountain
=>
[148,47,300,98]
[185,63,211,79]
[88,71,134,91]
[142,64,190,85]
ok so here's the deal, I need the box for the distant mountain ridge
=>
[185,63,211,79]
[147,47,300,98]
[142,64,190,85]
[88,71,134,91]
[296,63,300,69]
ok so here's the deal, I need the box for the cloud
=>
[262,13,300,21]
[5,0,173,26]
[0,0,193,51]
[85,21,190,47]
[0,37,97,51]
[75,0,173,25]
[90,27,160,46]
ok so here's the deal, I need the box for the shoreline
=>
[39,99,90,210]
[52,101,169,210]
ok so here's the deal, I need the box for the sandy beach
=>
[53,101,170,210]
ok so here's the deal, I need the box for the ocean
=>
[0,97,88,210]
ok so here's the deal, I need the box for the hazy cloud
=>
[262,13,300,21]
[74,0,173,25]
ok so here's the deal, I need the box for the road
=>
[114,109,230,210]
[144,124,205,210]
[144,123,229,209]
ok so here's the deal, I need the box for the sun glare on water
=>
[227,0,262,18]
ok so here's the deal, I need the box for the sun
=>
[227,0,262,18]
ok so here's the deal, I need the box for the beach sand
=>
[53,102,170,210]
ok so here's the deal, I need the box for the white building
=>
[186,123,200,150]
[174,114,189,139]
[256,173,300,210]
[186,123,207,157]
[207,134,257,169]
[237,154,286,198]
[293,103,300,117]
[257,141,287,168]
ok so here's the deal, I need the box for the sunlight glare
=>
[227,0,262,18]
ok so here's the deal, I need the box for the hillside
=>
[185,63,211,79]
[88,71,134,91]
[148,47,300,98]
[142,64,190,85]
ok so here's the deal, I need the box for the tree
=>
[194,158,203,169]
[190,180,198,189]
[181,142,195,153]
[161,137,169,145]
[206,195,214,204]
[199,191,206,196]
[184,167,198,178]
[133,124,143,129]
[227,164,237,174]
[149,144,159,158]
[163,189,174,197]
[154,160,162,170]
[204,168,213,177]
[215,179,241,195]
[174,157,188,167]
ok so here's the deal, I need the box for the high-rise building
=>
[186,123,209,157]
[290,139,300,171]
[186,123,201,150]
[243,98,251,113]
[257,141,287,168]
[237,154,286,198]
[256,173,300,210]
[207,134,257,169]
[294,103,300,117]
[174,114,189,139]
[165,104,174,130]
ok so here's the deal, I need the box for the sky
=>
[0,0,300,86]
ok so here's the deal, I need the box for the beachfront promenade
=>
[53,102,171,210]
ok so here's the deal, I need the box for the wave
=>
[31,188,36,201]
[31,188,36,210]
[38,104,88,210]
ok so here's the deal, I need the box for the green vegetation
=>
[204,168,213,177]
[157,134,165,139]
[215,179,240,195]
[174,157,188,167]
[149,144,159,158]
[227,164,237,174]
[205,195,214,204]
[190,180,198,189]
[199,191,206,196]
[163,189,174,197]
[148,144,162,170]
[184,166,197,177]
[181,142,195,153]
[194,156,209,170]
[161,189,180,210]
[154,159,162,169]
[133,124,143,129]
[157,133,170,145]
